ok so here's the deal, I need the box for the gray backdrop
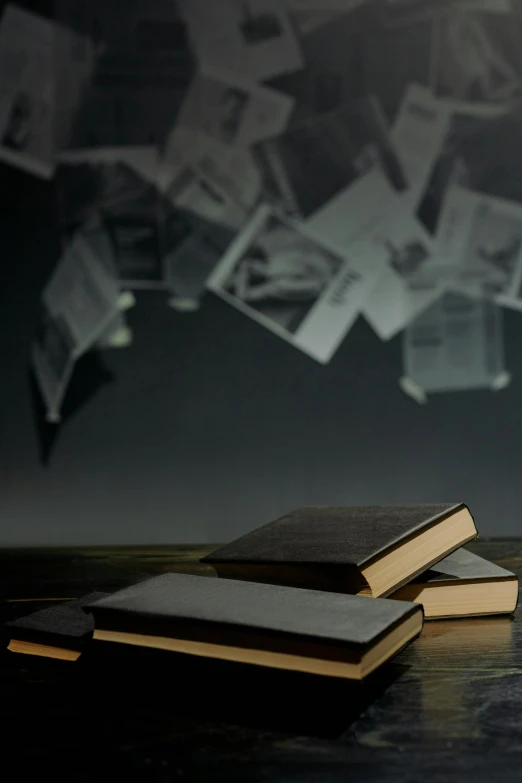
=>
[1,1,522,545]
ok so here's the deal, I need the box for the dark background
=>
[1,0,522,545]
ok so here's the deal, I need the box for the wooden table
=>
[1,539,522,781]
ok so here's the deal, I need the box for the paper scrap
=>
[0,4,95,177]
[208,204,384,363]
[402,291,506,393]
[179,0,305,83]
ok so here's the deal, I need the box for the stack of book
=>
[3,504,519,683]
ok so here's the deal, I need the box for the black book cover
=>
[86,572,419,653]
[202,504,468,568]
[409,548,517,585]
[4,592,109,651]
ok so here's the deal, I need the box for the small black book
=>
[201,504,478,598]
[85,573,423,681]
[391,548,519,619]
[5,592,109,661]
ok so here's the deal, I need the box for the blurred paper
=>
[163,129,263,211]
[170,69,294,152]
[306,168,399,253]
[402,292,505,393]
[416,97,509,235]
[0,4,95,178]
[57,146,160,186]
[166,165,249,231]
[382,0,511,27]
[391,84,450,210]
[256,94,407,220]
[179,0,304,83]
[432,10,520,104]
[29,351,114,465]
[208,204,383,363]
[32,235,122,420]
[436,186,522,300]
[361,211,445,340]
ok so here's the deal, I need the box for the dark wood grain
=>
[1,539,521,781]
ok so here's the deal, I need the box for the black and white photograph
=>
[179,0,304,83]
[255,94,408,221]
[221,216,342,333]
[0,89,53,175]
[463,197,522,296]
[173,70,294,152]
[361,211,444,340]
[101,213,166,287]
[2,91,44,151]
[384,237,431,279]
[208,204,382,362]
[434,185,522,302]
[167,164,250,231]
[402,291,505,393]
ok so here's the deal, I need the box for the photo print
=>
[172,69,294,151]
[179,0,304,83]
[464,199,522,295]
[361,210,445,340]
[436,186,522,301]
[0,3,96,177]
[208,204,384,363]
[402,292,505,394]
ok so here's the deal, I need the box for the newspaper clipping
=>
[402,291,506,394]
[436,185,522,301]
[170,68,295,152]
[32,235,123,420]
[207,204,383,363]
[361,209,445,340]
[0,4,95,177]
[179,0,305,83]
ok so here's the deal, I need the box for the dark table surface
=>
[1,539,522,781]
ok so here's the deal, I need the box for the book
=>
[85,573,423,680]
[390,548,519,619]
[4,592,108,661]
[201,504,478,598]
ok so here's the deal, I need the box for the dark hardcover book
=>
[201,504,478,598]
[5,592,109,661]
[85,573,423,681]
[391,548,519,619]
